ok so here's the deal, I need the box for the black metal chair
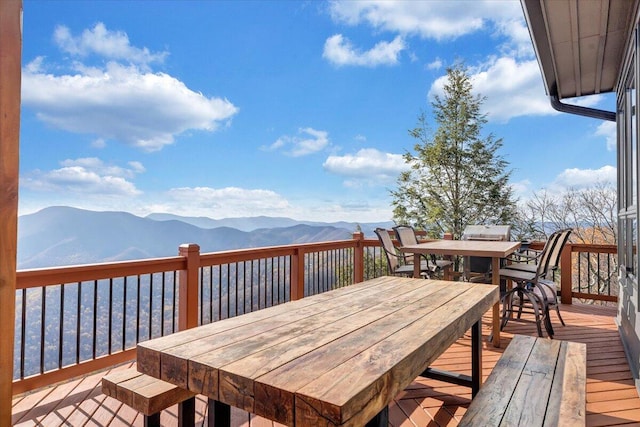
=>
[499,229,572,337]
[392,225,453,277]
[374,227,435,278]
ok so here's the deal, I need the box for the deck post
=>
[178,243,200,330]
[290,247,305,300]
[560,243,573,304]
[0,0,21,420]
[353,231,364,283]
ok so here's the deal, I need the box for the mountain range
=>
[18,206,393,269]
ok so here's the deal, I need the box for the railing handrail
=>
[16,256,187,290]
[199,239,360,265]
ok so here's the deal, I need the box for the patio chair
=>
[502,228,572,279]
[504,228,573,326]
[392,225,453,276]
[374,228,435,278]
[498,228,572,337]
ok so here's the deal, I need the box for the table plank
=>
[219,283,496,425]
[545,341,587,427]
[293,285,498,426]
[218,282,464,424]
[502,338,561,426]
[137,277,498,427]
[400,240,520,258]
[137,276,400,378]
[188,278,443,400]
[457,334,537,426]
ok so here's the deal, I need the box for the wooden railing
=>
[12,233,617,395]
[525,241,618,304]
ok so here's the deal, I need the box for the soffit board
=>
[522,0,637,99]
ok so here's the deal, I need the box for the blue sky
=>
[19,0,617,223]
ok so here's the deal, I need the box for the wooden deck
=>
[11,302,638,426]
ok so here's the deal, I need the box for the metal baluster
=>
[40,286,45,374]
[76,282,81,364]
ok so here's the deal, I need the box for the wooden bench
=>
[459,334,586,426]
[102,367,196,427]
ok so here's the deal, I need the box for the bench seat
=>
[102,367,196,426]
[459,334,586,426]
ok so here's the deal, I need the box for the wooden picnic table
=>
[400,239,521,348]
[137,276,498,426]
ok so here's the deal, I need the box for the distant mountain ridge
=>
[18,206,393,269]
[145,212,391,235]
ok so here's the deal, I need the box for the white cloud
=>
[510,179,533,200]
[128,161,146,174]
[323,148,409,185]
[323,34,405,67]
[266,127,330,157]
[328,0,522,41]
[428,57,553,122]
[54,23,168,66]
[92,138,107,149]
[550,166,616,191]
[595,120,617,151]
[165,187,291,217]
[426,58,443,70]
[22,24,238,152]
[493,18,535,58]
[21,157,143,196]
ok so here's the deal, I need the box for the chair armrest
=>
[504,249,542,263]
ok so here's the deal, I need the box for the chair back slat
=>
[535,228,572,279]
[375,228,400,272]
[393,225,419,263]
[545,229,572,275]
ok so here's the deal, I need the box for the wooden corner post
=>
[0,0,22,421]
[291,248,305,301]
[560,243,573,304]
[178,243,200,330]
[353,231,364,284]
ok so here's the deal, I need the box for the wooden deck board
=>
[11,302,639,426]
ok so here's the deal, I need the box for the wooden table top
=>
[400,239,521,258]
[136,276,498,427]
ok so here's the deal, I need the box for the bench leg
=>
[179,396,196,427]
[208,398,230,427]
[365,405,388,427]
[471,319,482,397]
[144,413,160,427]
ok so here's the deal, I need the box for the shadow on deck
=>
[12,303,637,427]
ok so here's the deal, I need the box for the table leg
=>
[413,253,420,278]
[144,413,160,427]
[491,257,501,348]
[443,262,453,281]
[208,399,230,427]
[471,320,482,397]
[178,396,195,427]
[365,405,389,427]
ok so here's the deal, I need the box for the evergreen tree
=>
[391,65,517,239]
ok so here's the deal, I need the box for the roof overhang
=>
[521,0,638,101]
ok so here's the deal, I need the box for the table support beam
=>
[365,405,389,427]
[471,319,481,396]
[491,257,501,347]
[178,397,195,427]
[208,399,230,427]
[421,320,483,397]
